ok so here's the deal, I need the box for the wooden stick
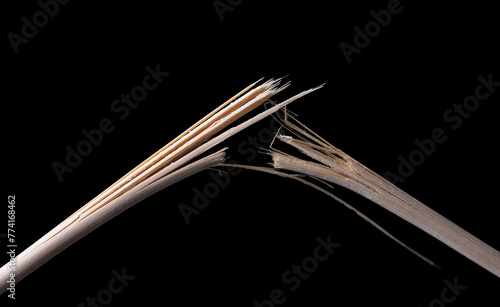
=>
[270,113,500,278]
[0,79,323,294]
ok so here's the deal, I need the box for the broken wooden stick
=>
[0,79,323,294]
[270,111,500,278]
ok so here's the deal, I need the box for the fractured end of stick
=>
[0,78,323,295]
[270,112,500,278]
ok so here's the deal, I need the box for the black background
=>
[3,0,499,306]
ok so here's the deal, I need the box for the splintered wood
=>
[0,79,323,293]
[270,111,500,278]
[2,78,498,297]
